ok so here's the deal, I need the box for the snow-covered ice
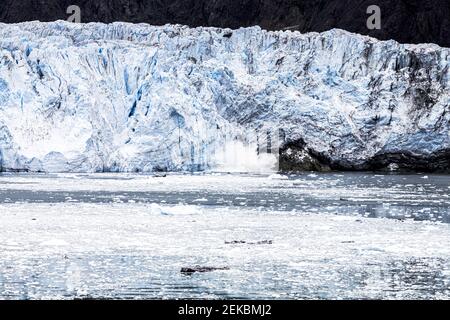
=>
[0,21,449,172]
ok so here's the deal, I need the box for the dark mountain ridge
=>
[0,0,449,47]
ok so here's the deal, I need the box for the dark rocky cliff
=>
[0,0,449,47]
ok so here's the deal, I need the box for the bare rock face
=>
[0,22,448,173]
[0,0,448,47]
[279,140,332,172]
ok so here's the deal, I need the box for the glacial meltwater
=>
[0,172,449,299]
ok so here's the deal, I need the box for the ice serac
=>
[0,21,449,173]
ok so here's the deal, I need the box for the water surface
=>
[1,172,449,299]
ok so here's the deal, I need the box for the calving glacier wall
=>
[0,21,449,173]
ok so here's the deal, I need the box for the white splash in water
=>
[213,140,278,173]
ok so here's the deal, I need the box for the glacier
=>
[0,21,449,173]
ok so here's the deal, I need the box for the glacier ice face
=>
[0,21,449,173]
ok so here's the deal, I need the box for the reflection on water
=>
[0,172,449,299]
